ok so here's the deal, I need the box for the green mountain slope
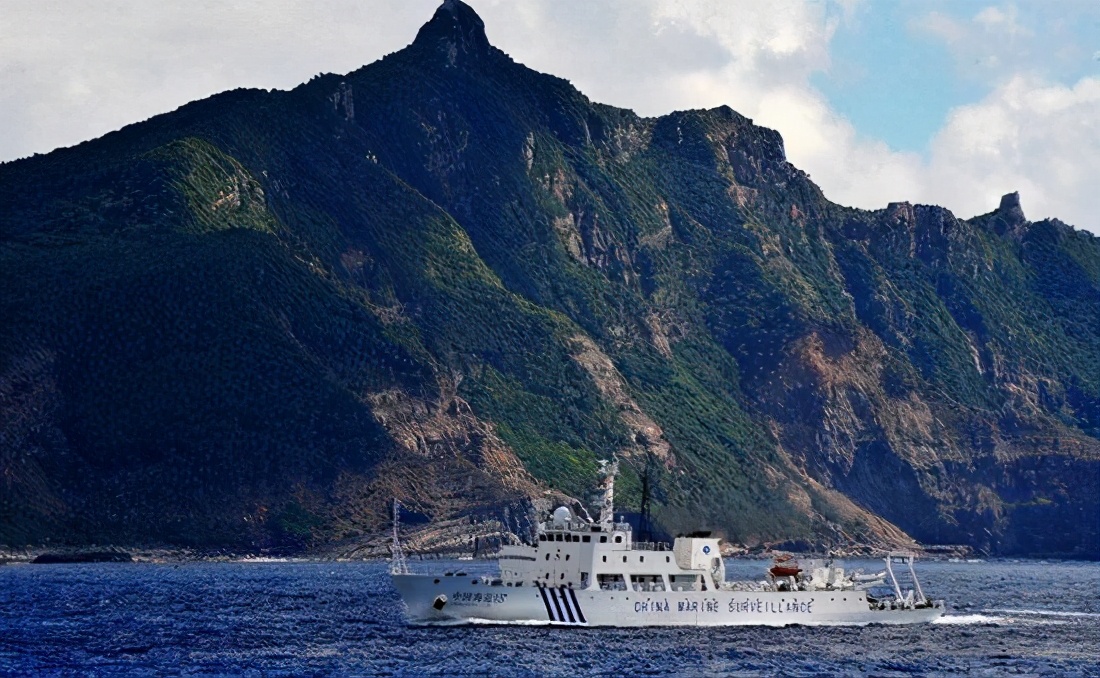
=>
[1,1,1097,557]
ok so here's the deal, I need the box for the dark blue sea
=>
[2,558,1098,676]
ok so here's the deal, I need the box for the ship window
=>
[539,534,546,542]
[434,579,440,584]
[561,573,565,580]
[666,556,670,563]
[600,536,608,543]
[582,536,591,543]
[556,534,564,542]
[573,535,580,542]
[545,554,550,560]
[614,535,623,544]
[640,556,644,562]
[566,554,570,561]
[670,575,698,591]
[623,556,628,563]
[602,556,607,562]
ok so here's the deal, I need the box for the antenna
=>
[639,453,652,543]
[597,457,619,528]
[390,498,409,575]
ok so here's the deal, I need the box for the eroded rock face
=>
[566,334,672,464]
[367,387,536,496]
[1,1,1096,557]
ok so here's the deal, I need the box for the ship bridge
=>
[498,470,725,593]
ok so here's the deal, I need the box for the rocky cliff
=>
[1,1,1097,557]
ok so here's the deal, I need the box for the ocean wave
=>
[932,613,1009,625]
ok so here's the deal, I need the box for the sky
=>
[2,0,1099,234]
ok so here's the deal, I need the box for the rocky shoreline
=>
[2,537,979,567]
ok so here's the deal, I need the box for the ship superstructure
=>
[391,462,944,626]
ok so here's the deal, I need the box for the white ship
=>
[391,461,944,626]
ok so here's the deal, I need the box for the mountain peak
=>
[412,0,493,66]
[996,191,1027,230]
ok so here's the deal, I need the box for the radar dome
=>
[552,506,572,527]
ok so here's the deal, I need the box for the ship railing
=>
[631,541,672,551]
[556,520,634,533]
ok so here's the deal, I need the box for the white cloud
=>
[0,0,439,162]
[973,6,1031,38]
[784,70,1100,233]
[923,75,1100,228]
[910,11,967,45]
[909,5,1039,83]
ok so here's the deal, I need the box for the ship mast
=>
[390,498,409,575]
[639,453,652,543]
[597,457,619,529]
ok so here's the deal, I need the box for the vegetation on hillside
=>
[1,1,1096,557]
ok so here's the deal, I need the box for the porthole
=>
[434,579,440,584]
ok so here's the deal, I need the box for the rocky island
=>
[1,1,1096,559]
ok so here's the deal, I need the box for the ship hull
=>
[392,574,944,627]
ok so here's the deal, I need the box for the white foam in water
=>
[988,608,1100,619]
[466,618,553,626]
[933,613,1009,625]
